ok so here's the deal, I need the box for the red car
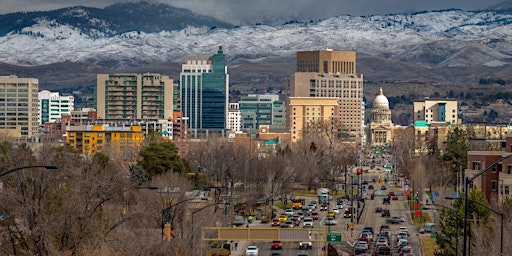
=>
[311,212,320,220]
[271,219,281,227]
[271,240,283,250]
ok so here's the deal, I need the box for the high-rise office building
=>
[239,94,286,130]
[227,103,241,133]
[180,47,229,138]
[95,73,173,121]
[38,90,74,125]
[0,75,39,138]
[289,49,364,140]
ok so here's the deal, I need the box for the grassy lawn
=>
[410,212,432,225]
[422,237,438,256]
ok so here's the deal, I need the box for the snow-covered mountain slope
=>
[1,9,512,68]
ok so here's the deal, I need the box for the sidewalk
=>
[230,240,249,256]
[229,219,262,256]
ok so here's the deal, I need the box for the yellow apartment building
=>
[66,124,144,156]
[289,97,339,142]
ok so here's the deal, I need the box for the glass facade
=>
[181,47,228,131]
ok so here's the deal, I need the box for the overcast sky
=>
[0,0,507,24]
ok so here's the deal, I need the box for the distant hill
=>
[0,1,233,37]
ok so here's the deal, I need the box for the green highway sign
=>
[327,233,342,242]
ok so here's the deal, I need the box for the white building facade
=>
[38,90,74,125]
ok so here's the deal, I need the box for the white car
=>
[285,209,294,216]
[324,217,337,225]
[332,206,340,214]
[245,245,259,256]
[303,217,314,227]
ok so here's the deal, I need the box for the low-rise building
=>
[66,124,144,156]
[466,135,512,203]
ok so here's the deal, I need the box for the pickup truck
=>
[299,241,312,250]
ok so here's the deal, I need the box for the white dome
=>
[373,88,389,110]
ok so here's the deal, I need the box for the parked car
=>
[245,245,259,256]
[270,241,283,250]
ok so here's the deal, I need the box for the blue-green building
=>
[180,47,229,138]
[239,94,286,130]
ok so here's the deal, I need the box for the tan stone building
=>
[289,97,339,142]
[289,49,364,140]
[413,98,458,125]
[369,88,393,146]
[96,73,174,121]
[0,75,39,138]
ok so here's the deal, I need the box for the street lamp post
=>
[161,197,198,242]
[463,154,512,256]
[191,202,229,253]
[0,165,58,178]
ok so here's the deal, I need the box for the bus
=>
[292,197,303,210]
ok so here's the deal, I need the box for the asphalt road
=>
[237,172,423,256]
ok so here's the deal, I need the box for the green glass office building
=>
[180,47,229,138]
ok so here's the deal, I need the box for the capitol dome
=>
[373,88,389,110]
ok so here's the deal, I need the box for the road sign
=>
[349,222,354,229]
[327,233,342,242]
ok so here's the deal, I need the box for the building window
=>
[491,180,497,191]
[84,133,90,137]
[472,161,481,170]
[508,165,512,174]
[505,185,510,195]
[69,133,75,137]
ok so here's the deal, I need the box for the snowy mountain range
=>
[0,2,512,81]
